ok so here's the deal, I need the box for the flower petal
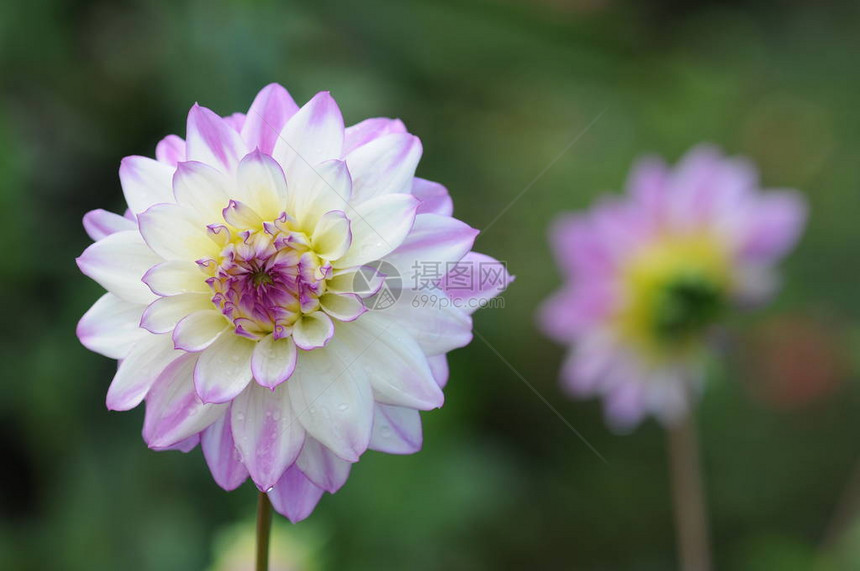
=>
[173,161,232,222]
[231,382,305,490]
[343,117,407,155]
[201,407,249,491]
[193,332,255,403]
[162,434,199,453]
[385,213,478,280]
[240,83,300,154]
[172,310,229,352]
[106,332,184,411]
[155,134,186,166]
[738,190,807,261]
[334,194,419,268]
[288,340,374,462]
[251,334,298,390]
[77,230,161,305]
[268,465,324,523]
[143,354,227,449]
[292,312,334,351]
[319,293,365,322]
[138,203,220,260]
[337,314,443,410]
[186,104,248,173]
[142,260,208,296]
[83,209,136,241]
[291,159,352,232]
[141,293,214,334]
[77,293,147,359]
[119,156,175,215]
[382,286,473,355]
[439,252,513,315]
[272,91,344,182]
[428,354,449,388]
[234,150,290,221]
[296,437,352,493]
[311,210,351,261]
[346,133,422,202]
[368,404,422,455]
[411,178,453,216]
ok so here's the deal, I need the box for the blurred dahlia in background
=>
[76,83,511,521]
[537,145,806,431]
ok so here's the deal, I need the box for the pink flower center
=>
[200,212,330,340]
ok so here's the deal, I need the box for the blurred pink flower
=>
[538,145,806,431]
[77,84,511,521]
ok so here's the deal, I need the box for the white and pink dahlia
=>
[538,145,806,431]
[76,84,510,521]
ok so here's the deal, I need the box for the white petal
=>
[234,151,290,221]
[291,159,352,232]
[272,91,344,185]
[296,437,352,493]
[221,199,263,229]
[143,354,227,449]
[138,203,220,260]
[185,104,248,173]
[343,117,406,155]
[337,314,443,410]
[83,209,136,241]
[193,332,255,403]
[77,293,147,359]
[251,334,298,390]
[142,260,209,296]
[287,341,374,461]
[231,383,305,490]
[319,293,365,322]
[141,293,214,334]
[382,286,473,355]
[172,310,229,352]
[346,133,422,202]
[369,404,423,454]
[311,210,351,260]
[77,230,161,304]
[384,213,478,279]
[172,161,232,222]
[335,194,419,268]
[119,156,175,214]
[106,332,184,411]
[292,312,335,350]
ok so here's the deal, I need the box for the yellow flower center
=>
[614,232,731,361]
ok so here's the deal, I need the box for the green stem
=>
[256,491,273,571]
[667,411,712,571]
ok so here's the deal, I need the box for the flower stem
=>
[667,412,711,571]
[256,491,273,571]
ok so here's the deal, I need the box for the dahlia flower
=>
[77,84,511,522]
[538,145,806,431]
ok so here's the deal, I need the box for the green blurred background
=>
[2,0,860,569]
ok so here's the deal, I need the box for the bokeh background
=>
[2,0,860,569]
